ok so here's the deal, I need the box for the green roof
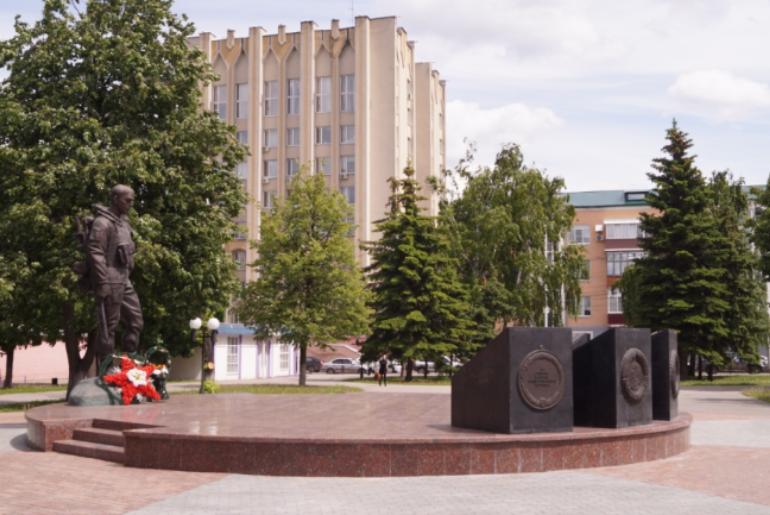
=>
[566,190,649,208]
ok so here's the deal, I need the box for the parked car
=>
[321,358,360,374]
[388,360,403,374]
[413,360,436,373]
[305,356,322,373]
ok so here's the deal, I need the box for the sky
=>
[2,0,770,192]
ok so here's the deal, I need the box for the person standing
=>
[378,355,389,386]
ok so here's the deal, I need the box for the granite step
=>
[91,418,154,432]
[73,427,125,448]
[52,439,125,463]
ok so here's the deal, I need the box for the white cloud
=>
[668,70,770,121]
[446,100,563,170]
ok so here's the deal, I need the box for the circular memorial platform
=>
[26,393,690,477]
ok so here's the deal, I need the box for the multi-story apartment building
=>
[188,16,446,283]
[174,17,446,381]
[564,190,654,341]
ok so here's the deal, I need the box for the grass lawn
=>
[0,400,62,413]
[743,387,770,403]
[681,374,770,387]
[347,376,453,385]
[181,384,362,395]
[0,384,67,395]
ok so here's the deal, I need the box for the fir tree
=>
[620,122,729,376]
[363,167,471,380]
[238,171,370,386]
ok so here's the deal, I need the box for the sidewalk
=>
[1,385,769,514]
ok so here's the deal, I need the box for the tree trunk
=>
[3,346,14,388]
[679,349,689,380]
[687,352,695,377]
[64,303,95,400]
[697,355,703,380]
[298,344,307,386]
[405,359,413,382]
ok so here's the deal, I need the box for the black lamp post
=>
[189,316,220,393]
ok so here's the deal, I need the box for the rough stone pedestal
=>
[67,377,121,406]
[573,327,652,428]
[452,327,573,434]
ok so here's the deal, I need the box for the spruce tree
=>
[709,172,768,367]
[621,122,729,376]
[363,167,470,380]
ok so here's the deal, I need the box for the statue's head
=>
[110,184,135,216]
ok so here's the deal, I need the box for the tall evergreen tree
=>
[0,0,246,394]
[709,172,768,365]
[363,167,471,380]
[444,144,583,342]
[238,171,370,386]
[620,122,729,376]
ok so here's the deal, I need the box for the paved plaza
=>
[1,379,770,514]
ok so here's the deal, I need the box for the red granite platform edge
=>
[121,417,691,477]
[25,414,94,451]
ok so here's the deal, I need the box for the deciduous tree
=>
[238,171,370,386]
[0,0,246,395]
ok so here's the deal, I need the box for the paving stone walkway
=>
[1,385,769,514]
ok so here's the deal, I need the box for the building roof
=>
[566,190,649,208]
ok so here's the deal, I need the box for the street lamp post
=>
[189,316,220,393]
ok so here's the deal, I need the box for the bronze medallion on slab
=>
[517,349,565,411]
[670,350,680,399]
[620,348,649,403]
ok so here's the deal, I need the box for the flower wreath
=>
[102,355,162,405]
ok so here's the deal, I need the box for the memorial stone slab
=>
[573,327,652,428]
[451,327,573,434]
[651,329,679,421]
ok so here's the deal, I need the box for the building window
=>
[606,251,645,276]
[263,159,277,180]
[262,191,274,209]
[287,127,300,146]
[315,76,331,113]
[341,185,355,204]
[340,74,354,112]
[287,158,299,179]
[340,124,355,144]
[569,225,590,245]
[608,288,623,314]
[226,307,240,324]
[340,156,355,178]
[232,249,247,271]
[280,344,290,371]
[227,337,240,375]
[263,128,278,148]
[236,161,248,181]
[287,78,300,115]
[315,126,331,145]
[264,80,278,116]
[236,83,248,119]
[236,130,248,145]
[315,157,331,176]
[212,84,227,119]
[579,295,591,317]
[605,222,641,239]
[580,259,590,281]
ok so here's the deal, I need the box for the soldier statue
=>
[86,185,143,365]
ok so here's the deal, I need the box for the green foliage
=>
[362,166,471,374]
[444,144,582,343]
[0,1,246,378]
[201,379,218,394]
[753,176,770,280]
[238,170,370,385]
[619,122,762,370]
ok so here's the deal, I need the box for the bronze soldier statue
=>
[87,185,143,364]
